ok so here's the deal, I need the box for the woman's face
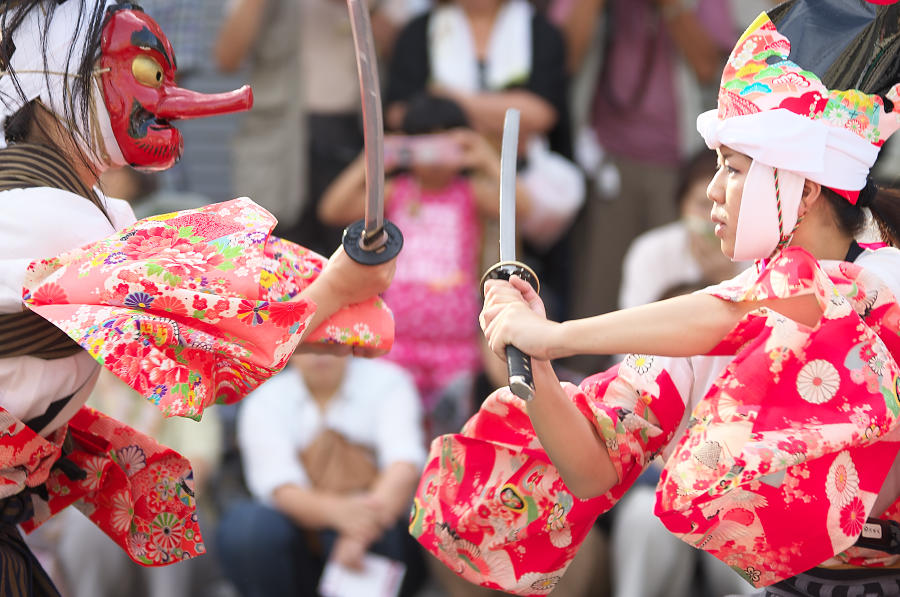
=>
[707,146,750,259]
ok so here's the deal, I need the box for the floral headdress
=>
[697,2,900,261]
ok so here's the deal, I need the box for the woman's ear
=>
[798,179,823,218]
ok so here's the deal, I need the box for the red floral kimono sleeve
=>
[21,198,394,420]
[0,404,203,566]
[414,246,900,592]
[411,358,688,595]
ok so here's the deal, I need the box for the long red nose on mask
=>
[156,85,253,121]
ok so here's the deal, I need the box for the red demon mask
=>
[99,5,252,171]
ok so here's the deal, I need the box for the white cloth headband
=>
[697,108,879,192]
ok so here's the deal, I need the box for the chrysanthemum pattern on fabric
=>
[718,14,900,147]
[0,406,205,567]
[413,247,900,593]
[21,198,394,419]
[656,248,900,587]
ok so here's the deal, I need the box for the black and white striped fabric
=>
[759,567,900,597]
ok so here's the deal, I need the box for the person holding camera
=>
[320,93,532,442]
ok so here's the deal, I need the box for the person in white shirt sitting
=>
[215,352,426,597]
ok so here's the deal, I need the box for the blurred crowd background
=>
[24,0,900,596]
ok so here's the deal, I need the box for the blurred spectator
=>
[140,0,242,201]
[215,353,426,597]
[320,93,529,440]
[565,0,739,376]
[98,166,210,220]
[385,1,578,321]
[140,0,220,80]
[213,0,305,237]
[618,149,742,311]
[52,370,227,597]
[385,0,570,157]
[214,0,416,257]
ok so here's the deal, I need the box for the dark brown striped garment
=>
[0,143,108,360]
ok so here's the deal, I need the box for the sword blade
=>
[347,0,385,249]
[499,109,520,262]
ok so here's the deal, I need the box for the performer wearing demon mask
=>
[412,2,900,596]
[0,1,395,594]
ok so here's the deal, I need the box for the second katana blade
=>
[481,108,539,401]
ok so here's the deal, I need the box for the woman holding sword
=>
[412,2,900,595]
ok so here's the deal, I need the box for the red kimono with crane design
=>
[412,247,900,593]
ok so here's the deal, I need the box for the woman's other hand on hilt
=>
[480,276,557,361]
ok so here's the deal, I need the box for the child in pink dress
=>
[321,93,531,437]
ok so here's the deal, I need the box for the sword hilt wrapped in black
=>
[480,261,540,401]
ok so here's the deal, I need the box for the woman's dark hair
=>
[865,187,900,248]
[821,187,869,239]
[673,148,717,211]
[821,185,900,248]
[0,0,113,164]
[401,92,470,135]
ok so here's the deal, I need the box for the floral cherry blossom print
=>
[31,282,67,305]
[22,198,394,418]
[115,445,147,477]
[840,497,867,537]
[151,512,185,554]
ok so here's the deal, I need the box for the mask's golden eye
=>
[132,55,164,88]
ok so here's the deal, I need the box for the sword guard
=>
[342,219,403,265]
[480,260,540,297]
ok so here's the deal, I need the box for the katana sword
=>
[480,109,540,401]
[343,0,402,264]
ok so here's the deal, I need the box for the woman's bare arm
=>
[438,88,558,142]
[482,277,821,361]
[526,359,619,498]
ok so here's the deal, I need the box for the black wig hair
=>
[0,0,117,157]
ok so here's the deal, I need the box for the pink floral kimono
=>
[9,197,394,565]
[412,247,900,593]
